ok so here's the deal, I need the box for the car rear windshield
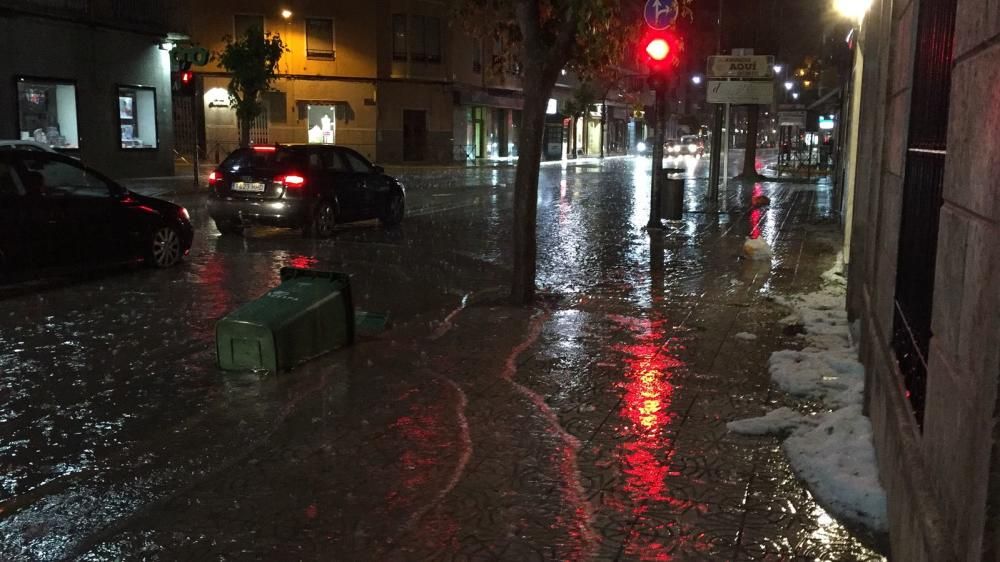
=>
[220,148,303,173]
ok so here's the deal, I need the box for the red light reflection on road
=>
[609,315,710,559]
[288,255,318,269]
[749,183,764,240]
[384,398,462,553]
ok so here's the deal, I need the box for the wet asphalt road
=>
[0,151,882,560]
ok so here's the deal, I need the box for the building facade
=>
[0,0,176,177]
[174,0,638,165]
[839,0,1000,558]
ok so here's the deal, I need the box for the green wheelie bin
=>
[216,267,355,372]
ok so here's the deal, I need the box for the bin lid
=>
[221,269,351,330]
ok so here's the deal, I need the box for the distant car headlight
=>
[669,146,680,153]
[636,141,647,153]
[688,144,697,152]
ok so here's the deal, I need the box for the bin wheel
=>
[147,225,183,268]
[307,201,337,238]
[215,220,244,236]
[380,192,405,227]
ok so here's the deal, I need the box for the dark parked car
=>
[208,145,405,237]
[0,150,193,276]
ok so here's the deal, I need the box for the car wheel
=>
[148,225,182,268]
[381,192,405,227]
[215,220,244,236]
[309,201,337,238]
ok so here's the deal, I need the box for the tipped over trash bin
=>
[216,267,355,372]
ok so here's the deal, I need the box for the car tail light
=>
[208,170,219,185]
[253,145,277,152]
[277,174,306,188]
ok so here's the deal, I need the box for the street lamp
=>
[792,92,800,100]
[784,81,794,91]
[834,0,872,22]
[773,64,783,74]
[691,75,702,85]
[281,8,292,19]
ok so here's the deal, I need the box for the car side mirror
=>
[373,165,384,175]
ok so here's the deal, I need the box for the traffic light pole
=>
[647,82,667,230]
[708,103,723,205]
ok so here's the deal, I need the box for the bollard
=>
[658,169,685,221]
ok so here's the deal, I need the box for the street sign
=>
[707,55,774,79]
[644,0,678,30]
[707,81,774,104]
[779,110,807,127]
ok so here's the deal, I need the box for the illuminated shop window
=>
[118,86,158,149]
[16,78,79,149]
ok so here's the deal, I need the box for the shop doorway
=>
[403,110,427,161]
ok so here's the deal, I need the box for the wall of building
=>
[846,0,1000,558]
[0,13,174,178]
[376,81,454,163]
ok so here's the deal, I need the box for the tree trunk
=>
[570,117,577,159]
[510,75,555,304]
[740,104,761,178]
[239,116,251,147]
[599,100,606,158]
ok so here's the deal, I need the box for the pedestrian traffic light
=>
[172,70,195,96]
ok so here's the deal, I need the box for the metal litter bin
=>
[216,267,355,372]
[658,167,685,221]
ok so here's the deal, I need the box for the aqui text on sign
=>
[707,55,774,79]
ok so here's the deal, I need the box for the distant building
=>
[0,0,178,177]
[171,0,638,165]
[838,0,1000,558]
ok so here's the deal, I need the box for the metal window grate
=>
[892,0,958,426]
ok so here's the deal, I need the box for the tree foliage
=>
[215,27,287,146]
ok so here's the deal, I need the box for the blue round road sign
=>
[644,0,678,30]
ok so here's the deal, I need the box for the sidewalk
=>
[82,177,887,560]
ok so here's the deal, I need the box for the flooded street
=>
[1,154,883,560]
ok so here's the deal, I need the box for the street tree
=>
[215,27,288,148]
[458,0,693,304]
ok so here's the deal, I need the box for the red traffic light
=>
[645,39,670,61]
[639,31,680,74]
[180,71,192,84]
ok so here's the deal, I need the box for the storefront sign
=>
[707,55,774,79]
[707,81,774,104]
[779,110,807,127]
[172,45,210,67]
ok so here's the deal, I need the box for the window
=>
[425,17,441,62]
[340,149,371,173]
[322,149,348,171]
[20,156,118,198]
[393,14,441,63]
[392,14,407,60]
[411,15,426,60]
[306,18,335,59]
[118,86,157,149]
[16,79,79,149]
[234,14,264,38]
[305,105,337,144]
[0,163,21,199]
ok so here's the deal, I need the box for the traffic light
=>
[639,31,680,90]
[172,70,195,96]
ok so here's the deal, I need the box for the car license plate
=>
[232,181,265,192]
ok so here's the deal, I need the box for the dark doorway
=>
[495,108,508,157]
[403,110,427,161]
